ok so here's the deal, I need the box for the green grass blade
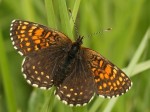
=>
[0,30,17,112]
[106,0,145,66]
[88,98,104,112]
[103,98,118,112]
[72,106,88,112]
[41,88,55,112]
[126,27,150,75]
[70,0,81,31]
[20,0,37,21]
[55,0,73,39]
[45,0,57,28]
[27,89,45,112]
[131,60,150,77]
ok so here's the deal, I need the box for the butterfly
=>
[10,20,132,106]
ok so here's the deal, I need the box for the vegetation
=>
[0,0,150,112]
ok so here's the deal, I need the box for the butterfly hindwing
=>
[55,53,95,106]
[82,48,132,98]
[22,46,70,89]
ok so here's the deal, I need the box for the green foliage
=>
[0,0,150,112]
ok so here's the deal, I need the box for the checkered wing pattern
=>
[83,48,132,98]
[55,56,95,106]
[10,20,72,56]
[22,47,68,89]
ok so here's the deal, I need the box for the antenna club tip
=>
[68,8,72,13]
[105,28,112,31]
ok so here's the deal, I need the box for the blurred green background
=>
[0,0,150,112]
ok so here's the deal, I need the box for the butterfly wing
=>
[10,19,72,56]
[10,20,72,89]
[22,47,69,89]
[82,48,132,98]
[55,55,95,106]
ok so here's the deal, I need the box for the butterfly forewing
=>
[82,48,132,98]
[10,20,72,56]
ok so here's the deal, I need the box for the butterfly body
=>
[68,36,83,59]
[10,20,132,106]
[53,36,83,86]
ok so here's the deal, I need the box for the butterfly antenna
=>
[68,9,80,38]
[87,28,112,38]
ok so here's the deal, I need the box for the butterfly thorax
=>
[68,36,83,59]
[53,36,83,86]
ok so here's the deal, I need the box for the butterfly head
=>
[76,36,83,46]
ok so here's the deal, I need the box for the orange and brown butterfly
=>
[10,20,132,106]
